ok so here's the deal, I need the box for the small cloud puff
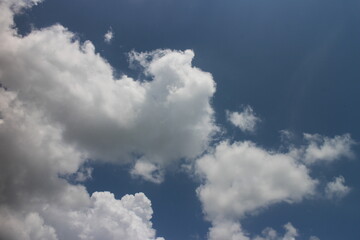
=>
[209,221,319,240]
[104,27,114,43]
[131,160,164,184]
[325,176,351,200]
[253,223,298,240]
[301,133,355,165]
[227,105,260,133]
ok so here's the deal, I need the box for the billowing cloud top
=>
[0,0,218,239]
[0,1,356,240]
[0,10,217,166]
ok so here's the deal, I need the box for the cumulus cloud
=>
[196,141,317,222]
[0,88,163,239]
[195,133,354,239]
[0,89,89,209]
[0,0,217,238]
[0,0,217,184]
[0,1,356,240]
[325,176,351,200]
[42,192,164,240]
[104,28,113,43]
[131,160,164,184]
[0,192,164,240]
[196,140,316,239]
[0,22,216,165]
[227,105,260,133]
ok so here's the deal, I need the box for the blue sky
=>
[1,0,360,240]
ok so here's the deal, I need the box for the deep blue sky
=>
[15,0,360,239]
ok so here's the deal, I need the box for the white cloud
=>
[0,90,163,239]
[0,0,217,195]
[0,1,355,240]
[253,223,298,240]
[0,210,58,240]
[131,160,164,184]
[301,133,355,165]
[42,192,164,240]
[282,223,298,240]
[196,141,317,222]
[195,133,353,239]
[0,192,164,240]
[104,28,113,43]
[0,21,217,166]
[325,176,350,200]
[227,105,260,133]
[0,89,89,208]
[0,88,161,240]
[208,220,249,240]
[253,227,277,240]
[0,0,218,238]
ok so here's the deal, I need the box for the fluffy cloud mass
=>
[0,0,218,238]
[196,141,317,222]
[196,133,354,240]
[0,2,217,167]
[0,192,164,240]
[0,1,356,240]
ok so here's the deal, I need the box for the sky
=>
[0,0,360,240]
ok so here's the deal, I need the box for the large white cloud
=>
[0,0,218,238]
[39,192,164,240]
[0,89,89,209]
[196,132,354,240]
[0,82,163,240]
[0,192,164,240]
[0,2,217,166]
[0,1,356,240]
[196,141,317,222]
